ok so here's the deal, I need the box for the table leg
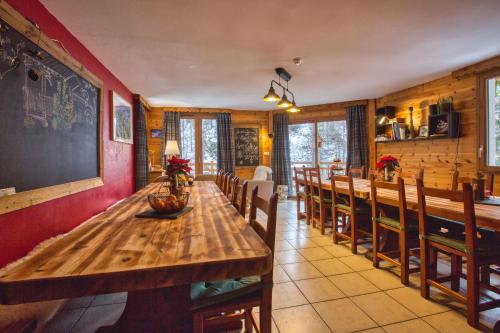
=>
[97,284,192,333]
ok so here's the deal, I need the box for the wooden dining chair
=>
[451,170,495,195]
[308,166,332,235]
[293,166,309,221]
[370,174,420,285]
[227,176,239,200]
[347,164,365,179]
[222,172,232,196]
[191,187,278,333]
[331,174,371,254]
[416,179,500,327]
[216,169,224,189]
[232,180,248,218]
[396,167,424,185]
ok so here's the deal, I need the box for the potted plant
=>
[436,96,454,114]
[166,156,192,194]
[376,155,400,182]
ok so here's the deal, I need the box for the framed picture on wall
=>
[234,127,260,166]
[111,91,133,144]
[418,125,429,137]
[151,129,163,138]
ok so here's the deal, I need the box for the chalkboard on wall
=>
[234,128,259,166]
[0,3,103,214]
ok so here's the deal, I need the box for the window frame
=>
[180,113,217,176]
[477,68,500,172]
[288,117,347,168]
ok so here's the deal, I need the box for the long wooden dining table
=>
[295,177,500,232]
[0,181,272,332]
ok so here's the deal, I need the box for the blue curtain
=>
[346,104,368,177]
[161,111,181,169]
[272,113,292,194]
[216,113,235,173]
[133,95,149,191]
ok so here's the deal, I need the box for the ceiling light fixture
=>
[263,67,301,113]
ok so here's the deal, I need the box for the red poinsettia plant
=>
[376,155,400,172]
[166,156,192,177]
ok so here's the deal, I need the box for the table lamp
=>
[164,140,180,159]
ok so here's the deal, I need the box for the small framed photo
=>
[419,125,429,137]
[111,91,133,144]
[151,129,163,138]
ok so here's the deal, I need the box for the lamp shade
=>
[164,140,180,156]
[286,100,301,113]
[263,85,280,102]
[277,94,292,108]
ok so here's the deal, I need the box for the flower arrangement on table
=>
[376,155,400,182]
[166,156,193,192]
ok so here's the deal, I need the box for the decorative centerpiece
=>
[376,155,400,182]
[146,154,192,214]
[165,155,192,195]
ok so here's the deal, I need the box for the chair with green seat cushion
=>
[370,175,420,285]
[191,276,261,310]
[331,173,372,254]
[308,166,332,235]
[191,188,278,333]
[416,180,500,328]
[293,166,310,222]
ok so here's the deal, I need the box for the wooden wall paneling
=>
[373,74,484,190]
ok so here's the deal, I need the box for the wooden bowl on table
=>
[147,192,190,214]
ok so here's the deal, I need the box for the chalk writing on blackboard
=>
[235,128,259,166]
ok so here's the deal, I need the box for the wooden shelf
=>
[375,135,459,144]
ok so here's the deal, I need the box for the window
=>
[486,76,500,166]
[180,118,196,175]
[289,123,315,168]
[480,70,500,170]
[202,119,218,174]
[289,120,347,176]
[318,120,347,170]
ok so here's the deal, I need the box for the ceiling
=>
[42,0,500,110]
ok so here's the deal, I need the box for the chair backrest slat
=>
[347,164,365,179]
[248,186,278,283]
[370,174,408,229]
[232,180,248,218]
[331,174,356,211]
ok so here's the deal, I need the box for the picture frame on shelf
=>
[418,125,429,137]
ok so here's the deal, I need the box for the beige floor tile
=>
[351,292,416,326]
[355,328,385,333]
[276,231,307,240]
[288,237,320,249]
[299,227,324,237]
[282,262,323,280]
[272,304,332,333]
[273,265,291,283]
[275,250,307,264]
[309,235,334,246]
[385,287,450,317]
[383,319,439,333]
[295,277,345,303]
[271,282,308,310]
[339,255,375,271]
[43,308,85,333]
[275,240,294,251]
[422,311,485,333]
[310,258,354,276]
[328,273,379,296]
[358,269,402,290]
[298,247,333,260]
[322,244,354,257]
[313,298,377,333]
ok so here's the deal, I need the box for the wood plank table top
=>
[295,177,500,232]
[0,181,272,305]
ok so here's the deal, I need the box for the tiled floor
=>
[43,200,499,333]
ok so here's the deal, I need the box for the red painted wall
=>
[0,0,135,267]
